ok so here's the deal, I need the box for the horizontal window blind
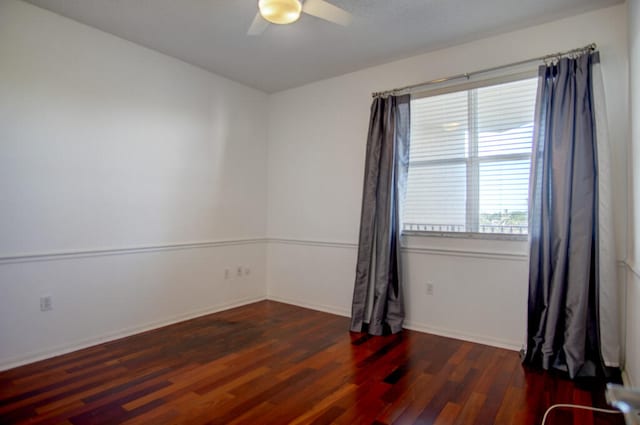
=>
[404,77,538,235]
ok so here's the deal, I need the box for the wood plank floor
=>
[0,301,624,425]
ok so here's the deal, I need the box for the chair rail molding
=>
[0,238,266,265]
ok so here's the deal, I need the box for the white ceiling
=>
[23,0,622,93]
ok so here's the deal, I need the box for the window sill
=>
[402,230,528,242]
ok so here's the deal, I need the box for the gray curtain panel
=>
[524,52,603,378]
[350,94,410,335]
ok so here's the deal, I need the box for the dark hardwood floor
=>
[0,301,624,425]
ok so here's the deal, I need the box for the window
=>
[403,76,538,236]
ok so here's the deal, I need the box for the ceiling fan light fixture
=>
[258,0,302,25]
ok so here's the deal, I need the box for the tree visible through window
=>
[403,77,538,235]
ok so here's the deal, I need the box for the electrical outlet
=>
[426,283,434,296]
[236,266,243,277]
[244,267,250,276]
[40,295,53,312]
[224,269,230,279]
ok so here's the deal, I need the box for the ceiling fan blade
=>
[247,12,269,35]
[302,0,351,26]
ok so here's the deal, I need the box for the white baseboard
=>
[267,295,521,351]
[0,296,266,372]
[403,320,522,351]
[1,295,522,371]
[266,295,350,318]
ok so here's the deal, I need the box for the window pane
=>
[404,77,537,235]
[404,163,466,232]
[479,159,530,235]
[410,91,468,162]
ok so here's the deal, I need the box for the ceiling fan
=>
[247,0,352,35]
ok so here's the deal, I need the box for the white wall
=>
[266,5,629,350]
[625,0,640,387]
[0,0,268,370]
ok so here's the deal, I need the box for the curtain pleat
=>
[350,95,410,335]
[591,56,620,368]
[524,52,619,378]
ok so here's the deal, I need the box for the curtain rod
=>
[371,43,597,98]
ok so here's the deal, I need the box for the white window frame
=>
[403,71,538,241]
